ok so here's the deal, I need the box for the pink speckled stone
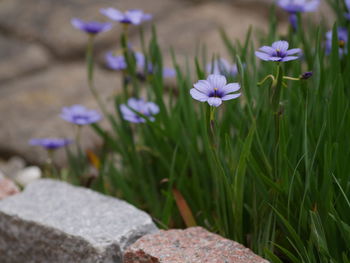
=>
[123,227,270,263]
[0,177,20,200]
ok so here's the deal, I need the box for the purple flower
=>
[60,105,102,125]
[277,0,319,30]
[325,28,348,56]
[190,74,241,107]
[71,18,112,35]
[105,51,145,71]
[206,58,238,77]
[345,0,350,19]
[277,0,319,13]
[105,51,175,78]
[101,8,152,25]
[255,40,301,62]
[120,98,159,123]
[162,68,176,78]
[29,138,72,150]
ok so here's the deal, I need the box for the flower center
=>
[209,88,222,98]
[339,40,345,48]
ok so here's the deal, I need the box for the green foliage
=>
[65,2,350,262]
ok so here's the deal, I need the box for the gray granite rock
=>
[0,63,120,165]
[135,2,276,66]
[0,0,188,58]
[0,179,158,263]
[0,36,50,83]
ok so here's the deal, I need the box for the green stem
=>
[270,64,283,179]
[45,150,55,178]
[75,125,82,151]
[209,107,217,149]
[86,35,108,117]
[258,74,275,86]
[283,76,300,81]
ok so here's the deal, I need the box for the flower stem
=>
[283,76,300,81]
[75,125,82,151]
[258,74,275,86]
[86,35,108,117]
[209,107,217,149]
[45,150,55,178]
[268,64,284,179]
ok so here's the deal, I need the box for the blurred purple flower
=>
[190,74,241,107]
[206,58,238,77]
[277,0,319,30]
[101,8,152,25]
[325,28,348,56]
[255,40,301,62]
[71,18,112,34]
[162,68,176,78]
[345,0,350,19]
[105,51,145,71]
[105,51,175,78]
[120,98,159,123]
[105,52,127,70]
[277,0,319,13]
[60,105,102,125]
[29,138,72,150]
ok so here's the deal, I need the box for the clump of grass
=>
[63,2,350,262]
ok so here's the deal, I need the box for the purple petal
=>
[163,68,176,78]
[255,51,272,61]
[101,8,125,21]
[142,13,153,21]
[207,74,227,90]
[219,83,240,95]
[193,80,212,95]
[272,40,289,52]
[71,18,85,31]
[120,104,136,118]
[259,46,275,55]
[146,102,160,115]
[281,56,299,62]
[130,98,144,111]
[221,93,241,101]
[269,56,283,61]
[125,9,151,25]
[304,0,320,12]
[286,48,301,55]
[190,88,209,102]
[207,97,222,107]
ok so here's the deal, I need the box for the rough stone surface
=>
[0,156,26,179]
[0,36,50,83]
[122,2,276,66]
[0,179,158,263]
[0,0,334,164]
[124,227,269,263]
[0,0,189,58]
[0,177,20,200]
[0,63,120,164]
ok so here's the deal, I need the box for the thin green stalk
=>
[86,35,108,117]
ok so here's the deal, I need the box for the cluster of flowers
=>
[32,0,350,151]
[30,105,102,150]
[277,0,348,55]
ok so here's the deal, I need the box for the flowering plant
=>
[31,2,350,263]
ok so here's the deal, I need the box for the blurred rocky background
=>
[0,0,333,176]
